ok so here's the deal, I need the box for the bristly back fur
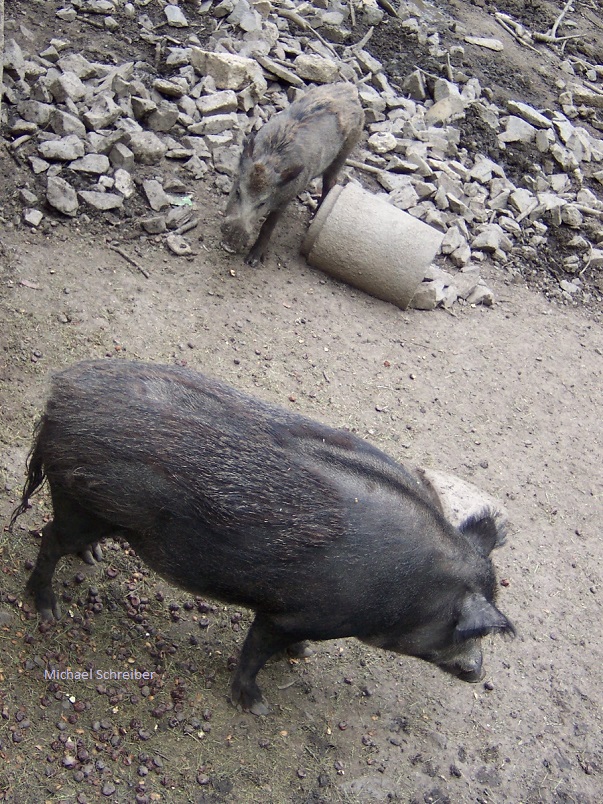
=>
[248,162,270,195]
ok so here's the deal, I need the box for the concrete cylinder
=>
[301,183,444,310]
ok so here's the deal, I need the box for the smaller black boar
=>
[221,82,364,266]
[11,360,514,715]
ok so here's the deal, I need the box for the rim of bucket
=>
[301,183,345,257]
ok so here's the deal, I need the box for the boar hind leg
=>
[26,499,112,621]
[245,210,283,266]
[231,614,297,716]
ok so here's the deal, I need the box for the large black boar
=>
[221,82,364,266]
[11,360,514,715]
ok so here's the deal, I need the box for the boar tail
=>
[8,416,48,531]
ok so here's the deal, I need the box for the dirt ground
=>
[1,1,602,803]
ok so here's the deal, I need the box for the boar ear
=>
[242,133,256,158]
[279,164,304,185]
[459,508,508,556]
[456,593,515,642]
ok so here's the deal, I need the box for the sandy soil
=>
[1,1,602,803]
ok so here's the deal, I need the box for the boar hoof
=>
[80,541,103,565]
[249,699,270,716]
[26,581,61,621]
[230,679,268,716]
[244,252,261,267]
[287,640,314,659]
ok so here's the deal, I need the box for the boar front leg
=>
[231,613,297,715]
[245,210,283,266]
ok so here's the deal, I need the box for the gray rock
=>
[23,208,44,227]
[153,78,188,99]
[4,38,26,79]
[20,188,39,206]
[388,184,420,210]
[83,94,123,130]
[87,130,126,155]
[29,156,50,174]
[79,191,124,210]
[561,205,583,227]
[466,281,494,306]
[147,103,180,132]
[47,175,79,216]
[141,216,168,234]
[113,168,136,198]
[131,96,158,120]
[402,70,426,101]
[166,233,193,255]
[56,7,77,21]
[109,142,135,171]
[183,155,210,179]
[410,280,445,310]
[51,109,87,137]
[368,132,398,154]
[181,136,212,159]
[166,206,194,230]
[507,100,552,128]
[255,55,304,87]
[499,116,536,144]
[509,188,537,216]
[550,143,580,171]
[127,131,168,164]
[472,224,512,252]
[57,53,97,80]
[212,146,240,176]
[586,248,603,268]
[165,4,188,27]
[142,179,171,212]
[17,100,54,126]
[293,54,340,84]
[70,154,111,174]
[190,49,267,96]
[196,90,238,115]
[450,241,472,267]
[166,47,193,67]
[440,226,466,255]
[425,95,465,125]
[188,112,238,135]
[49,71,88,103]
[39,134,85,161]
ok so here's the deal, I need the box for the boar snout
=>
[221,217,252,254]
[437,643,485,683]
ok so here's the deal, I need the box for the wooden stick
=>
[109,244,150,279]
[277,9,339,58]
[550,0,574,39]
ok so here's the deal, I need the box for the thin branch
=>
[109,244,151,278]
[550,0,574,39]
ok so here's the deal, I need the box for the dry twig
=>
[109,245,151,279]
[277,8,339,58]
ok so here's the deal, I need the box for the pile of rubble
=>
[2,0,603,308]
